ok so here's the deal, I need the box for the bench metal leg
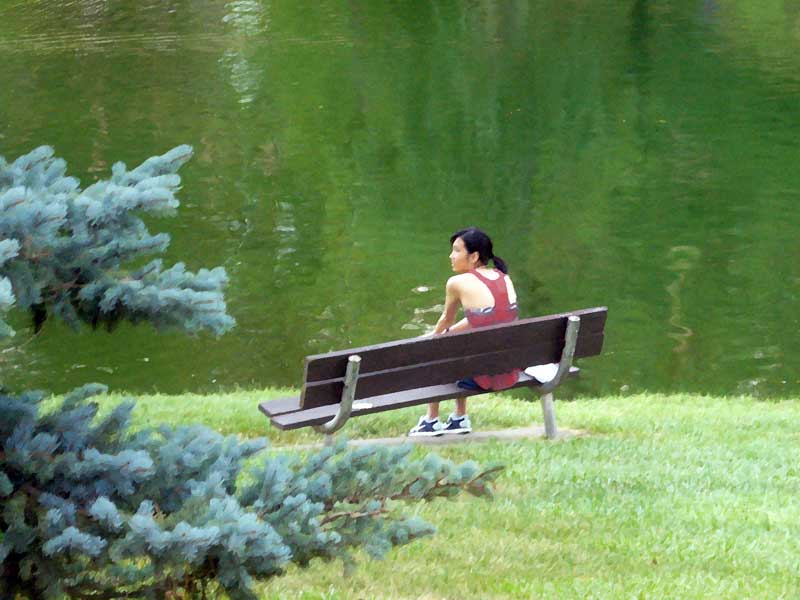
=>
[537,315,580,440]
[540,392,557,439]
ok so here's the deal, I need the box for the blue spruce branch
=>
[0,145,234,339]
[0,389,502,598]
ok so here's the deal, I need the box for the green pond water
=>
[2,1,800,398]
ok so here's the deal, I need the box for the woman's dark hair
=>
[450,227,509,274]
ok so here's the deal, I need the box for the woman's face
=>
[450,237,479,273]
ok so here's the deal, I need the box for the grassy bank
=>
[97,390,800,599]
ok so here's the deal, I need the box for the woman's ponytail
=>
[492,254,509,274]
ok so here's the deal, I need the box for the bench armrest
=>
[312,354,361,434]
[539,315,580,394]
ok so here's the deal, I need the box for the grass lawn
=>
[98,390,800,599]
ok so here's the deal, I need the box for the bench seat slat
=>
[258,396,301,418]
[270,369,578,431]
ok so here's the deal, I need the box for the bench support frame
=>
[536,315,581,439]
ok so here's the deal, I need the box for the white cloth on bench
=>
[524,363,559,384]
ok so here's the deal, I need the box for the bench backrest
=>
[299,306,607,409]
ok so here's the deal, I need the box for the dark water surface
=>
[2,1,800,398]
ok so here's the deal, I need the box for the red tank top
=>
[464,269,520,391]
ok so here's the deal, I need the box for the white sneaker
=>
[442,413,472,434]
[408,416,444,437]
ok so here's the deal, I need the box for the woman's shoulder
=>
[448,272,490,296]
[446,273,473,289]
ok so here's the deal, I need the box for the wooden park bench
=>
[259,306,607,440]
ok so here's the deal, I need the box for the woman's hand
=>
[445,318,470,334]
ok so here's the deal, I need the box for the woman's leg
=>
[427,401,440,420]
[429,398,467,419]
[428,398,466,419]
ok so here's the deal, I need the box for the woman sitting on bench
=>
[409,227,520,437]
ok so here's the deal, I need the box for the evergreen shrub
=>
[0,146,501,599]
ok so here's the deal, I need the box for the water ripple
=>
[0,31,353,54]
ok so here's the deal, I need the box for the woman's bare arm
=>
[505,275,517,304]
[433,276,465,334]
